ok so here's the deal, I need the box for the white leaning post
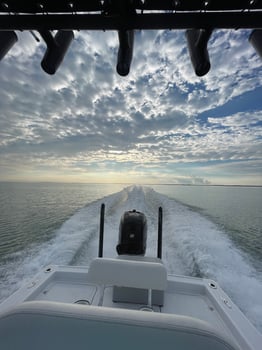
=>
[87,257,167,309]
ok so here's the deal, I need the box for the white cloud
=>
[0,28,261,184]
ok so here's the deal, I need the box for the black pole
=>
[157,207,163,259]
[98,203,105,258]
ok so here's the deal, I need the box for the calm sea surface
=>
[0,182,261,332]
[0,182,123,258]
[0,182,261,268]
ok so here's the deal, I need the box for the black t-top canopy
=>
[0,0,261,30]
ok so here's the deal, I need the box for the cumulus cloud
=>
[0,28,261,184]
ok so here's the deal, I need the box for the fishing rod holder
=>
[98,203,105,258]
[39,29,74,75]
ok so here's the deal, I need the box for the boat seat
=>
[87,257,167,290]
[0,301,240,350]
[87,257,167,306]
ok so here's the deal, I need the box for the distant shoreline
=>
[0,181,261,188]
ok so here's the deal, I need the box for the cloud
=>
[0,29,261,184]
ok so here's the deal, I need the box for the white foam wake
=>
[1,185,261,333]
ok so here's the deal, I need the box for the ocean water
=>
[0,182,261,333]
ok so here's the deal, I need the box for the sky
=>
[0,28,261,185]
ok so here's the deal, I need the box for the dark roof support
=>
[0,12,261,31]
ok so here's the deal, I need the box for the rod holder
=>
[186,28,212,76]
[249,29,262,60]
[157,207,163,259]
[40,30,74,75]
[116,30,134,76]
[0,31,18,61]
[98,203,105,258]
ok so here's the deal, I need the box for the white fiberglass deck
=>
[0,257,261,350]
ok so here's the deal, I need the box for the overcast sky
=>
[0,29,261,185]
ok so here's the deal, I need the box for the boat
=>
[0,1,261,349]
[0,205,261,349]
[0,1,262,76]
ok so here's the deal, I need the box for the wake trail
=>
[0,185,261,333]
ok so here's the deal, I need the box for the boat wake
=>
[0,185,262,333]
